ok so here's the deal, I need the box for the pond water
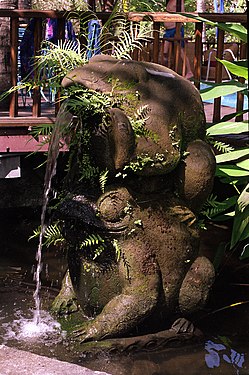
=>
[0,209,249,375]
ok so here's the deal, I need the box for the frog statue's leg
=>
[178,256,215,315]
[176,139,216,213]
[73,187,161,343]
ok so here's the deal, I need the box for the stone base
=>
[0,345,111,375]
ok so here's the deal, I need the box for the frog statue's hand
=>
[107,107,136,171]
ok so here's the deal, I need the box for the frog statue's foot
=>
[170,318,195,334]
[51,270,79,315]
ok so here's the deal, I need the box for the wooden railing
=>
[0,10,247,135]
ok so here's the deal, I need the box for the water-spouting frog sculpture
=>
[51,55,216,343]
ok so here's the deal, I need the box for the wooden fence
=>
[0,10,247,151]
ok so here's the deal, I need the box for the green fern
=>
[80,233,105,248]
[43,222,65,247]
[201,194,237,220]
[99,169,109,193]
[35,39,85,83]
[30,124,54,138]
[29,222,64,247]
[80,233,107,261]
[208,137,235,153]
[129,105,159,142]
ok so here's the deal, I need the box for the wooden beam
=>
[0,116,55,128]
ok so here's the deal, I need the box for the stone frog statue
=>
[51,55,216,343]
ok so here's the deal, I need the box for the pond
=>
[0,208,248,375]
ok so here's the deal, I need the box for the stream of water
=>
[4,103,73,340]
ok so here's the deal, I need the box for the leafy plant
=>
[29,221,65,247]
[198,21,248,263]
[80,233,107,260]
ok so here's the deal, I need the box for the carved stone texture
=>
[52,56,216,344]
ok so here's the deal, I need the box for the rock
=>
[0,345,111,375]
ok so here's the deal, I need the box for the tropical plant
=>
[198,21,248,264]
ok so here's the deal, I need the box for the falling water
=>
[8,102,74,338]
[33,101,73,326]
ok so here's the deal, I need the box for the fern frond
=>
[80,233,105,248]
[201,194,237,219]
[34,40,85,87]
[209,138,235,153]
[108,19,151,60]
[29,124,54,138]
[135,104,151,120]
[28,222,64,247]
[28,226,42,241]
[43,222,65,247]
[130,117,159,142]
[99,169,109,193]
[80,233,107,261]
[78,154,99,181]
[92,245,106,260]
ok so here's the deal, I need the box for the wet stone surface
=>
[0,345,111,375]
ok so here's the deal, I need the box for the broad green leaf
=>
[216,149,249,164]
[216,59,248,79]
[230,183,249,249]
[182,15,248,42]
[200,81,246,101]
[237,159,249,171]
[237,182,249,212]
[207,121,249,136]
[217,23,248,43]
[221,109,249,122]
[216,165,249,178]
[213,211,235,221]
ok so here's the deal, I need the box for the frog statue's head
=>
[62,54,215,212]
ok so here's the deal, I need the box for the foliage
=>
[29,222,65,247]
[17,2,159,271]
[199,21,248,262]
[183,10,248,43]
[80,233,107,260]
[129,0,165,12]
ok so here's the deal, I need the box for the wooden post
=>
[152,21,160,64]
[55,17,65,115]
[32,18,42,117]
[194,21,203,89]
[174,23,181,74]
[236,37,247,122]
[213,28,224,123]
[9,16,18,117]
